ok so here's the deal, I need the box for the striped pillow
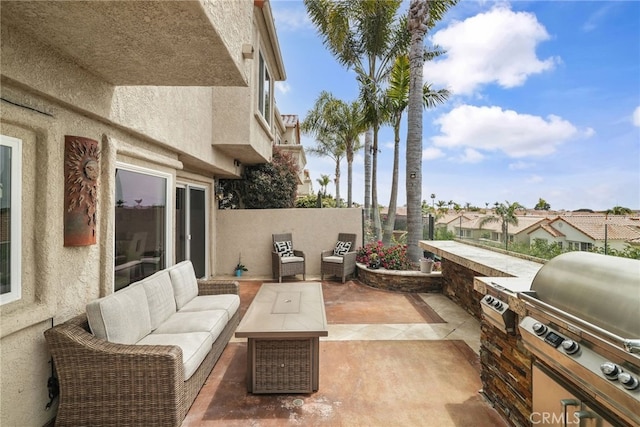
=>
[274,240,294,257]
[333,241,352,256]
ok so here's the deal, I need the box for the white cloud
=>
[509,161,534,170]
[431,105,579,158]
[275,81,291,95]
[423,146,445,160]
[633,106,640,127]
[424,6,558,96]
[459,148,484,163]
[271,3,313,32]
[526,175,543,184]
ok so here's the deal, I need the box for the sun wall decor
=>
[64,136,100,246]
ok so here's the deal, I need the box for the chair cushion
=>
[86,283,152,344]
[180,294,240,321]
[333,241,352,256]
[323,255,344,264]
[274,240,294,257]
[152,310,228,342]
[141,270,177,330]
[167,261,199,309]
[281,255,304,264]
[137,332,213,381]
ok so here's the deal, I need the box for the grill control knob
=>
[485,296,494,304]
[618,372,640,390]
[532,322,548,336]
[600,362,622,380]
[561,339,580,355]
[493,300,503,310]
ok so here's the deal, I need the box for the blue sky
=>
[270,0,640,211]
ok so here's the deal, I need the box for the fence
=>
[215,208,363,278]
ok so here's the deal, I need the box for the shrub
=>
[356,241,410,270]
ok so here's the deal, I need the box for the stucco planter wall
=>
[356,263,443,293]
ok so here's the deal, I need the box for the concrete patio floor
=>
[182,279,508,426]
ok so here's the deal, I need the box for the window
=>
[0,135,22,305]
[258,52,271,125]
[114,165,172,290]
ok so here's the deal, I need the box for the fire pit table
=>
[235,282,328,393]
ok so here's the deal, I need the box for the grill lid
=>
[530,251,640,339]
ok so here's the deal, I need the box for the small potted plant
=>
[419,257,435,273]
[368,253,381,269]
[234,254,248,277]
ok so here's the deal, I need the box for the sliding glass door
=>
[176,184,208,278]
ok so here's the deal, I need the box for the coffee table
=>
[235,282,328,393]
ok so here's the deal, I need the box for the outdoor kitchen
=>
[421,240,640,427]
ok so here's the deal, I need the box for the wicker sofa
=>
[44,261,240,427]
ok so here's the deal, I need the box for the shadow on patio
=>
[182,280,508,427]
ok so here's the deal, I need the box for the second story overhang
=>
[1,0,249,86]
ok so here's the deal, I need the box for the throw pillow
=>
[274,240,294,257]
[333,240,352,256]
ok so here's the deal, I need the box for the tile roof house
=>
[529,215,640,252]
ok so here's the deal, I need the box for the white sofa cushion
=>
[137,332,213,380]
[323,255,344,264]
[281,256,304,264]
[153,310,228,342]
[86,283,152,344]
[168,261,199,309]
[141,270,177,330]
[180,294,240,321]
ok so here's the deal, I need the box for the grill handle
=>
[624,339,640,354]
[519,291,635,352]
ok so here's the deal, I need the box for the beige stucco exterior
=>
[215,208,363,277]
[0,1,287,425]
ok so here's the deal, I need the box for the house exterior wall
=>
[215,208,363,277]
[0,2,281,425]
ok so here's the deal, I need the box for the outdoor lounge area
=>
[181,278,508,426]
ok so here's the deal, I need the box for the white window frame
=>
[1,135,22,305]
[175,182,209,277]
[258,51,271,126]
[114,162,173,288]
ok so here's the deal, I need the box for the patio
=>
[182,279,508,426]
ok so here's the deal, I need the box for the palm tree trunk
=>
[335,159,341,207]
[382,119,401,245]
[364,127,372,217]
[347,154,353,208]
[372,122,382,241]
[406,0,429,263]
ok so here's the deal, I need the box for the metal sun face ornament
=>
[64,136,100,246]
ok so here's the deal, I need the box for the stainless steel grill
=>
[518,252,640,426]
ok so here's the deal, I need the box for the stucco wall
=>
[215,208,363,278]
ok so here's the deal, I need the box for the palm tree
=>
[405,0,458,262]
[305,134,344,204]
[381,54,450,245]
[301,91,365,207]
[304,0,408,238]
[479,201,524,250]
[316,174,330,197]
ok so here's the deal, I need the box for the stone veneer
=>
[436,252,533,427]
[356,264,443,293]
[480,321,532,427]
[441,260,484,319]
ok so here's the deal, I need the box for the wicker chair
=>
[272,233,306,283]
[321,233,357,283]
